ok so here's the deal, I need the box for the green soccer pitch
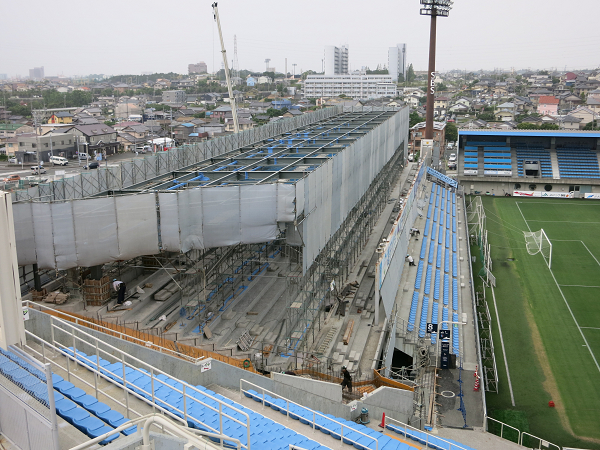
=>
[476,196,600,449]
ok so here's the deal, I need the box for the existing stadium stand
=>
[515,145,553,178]
[482,147,512,173]
[556,147,600,179]
[406,183,461,353]
[0,347,131,445]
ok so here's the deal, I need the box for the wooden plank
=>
[342,319,354,345]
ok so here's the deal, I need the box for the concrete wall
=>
[272,372,342,403]
[459,178,600,195]
[359,387,413,424]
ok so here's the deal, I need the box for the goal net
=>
[523,229,552,269]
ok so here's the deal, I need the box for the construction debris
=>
[44,291,68,305]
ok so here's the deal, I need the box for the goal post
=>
[523,229,552,269]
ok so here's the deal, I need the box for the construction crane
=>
[212,2,239,133]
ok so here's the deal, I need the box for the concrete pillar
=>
[0,191,26,348]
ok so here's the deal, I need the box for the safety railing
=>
[23,307,252,449]
[485,415,560,450]
[382,415,468,450]
[240,379,378,450]
[68,413,241,450]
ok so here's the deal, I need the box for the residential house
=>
[211,106,231,120]
[513,96,534,114]
[81,107,103,117]
[225,118,254,132]
[588,88,600,101]
[557,115,582,130]
[495,110,515,122]
[120,124,149,139]
[112,83,130,94]
[0,124,33,139]
[257,76,272,84]
[48,112,74,124]
[586,97,600,114]
[492,84,509,97]
[410,121,446,151]
[405,95,420,108]
[64,124,118,156]
[172,123,195,141]
[448,103,469,114]
[573,80,600,96]
[434,96,449,111]
[246,77,256,87]
[282,109,303,118]
[196,121,226,137]
[568,106,596,128]
[15,132,77,161]
[460,119,488,129]
[537,96,559,116]
[558,93,582,112]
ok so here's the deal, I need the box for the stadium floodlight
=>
[420,0,453,141]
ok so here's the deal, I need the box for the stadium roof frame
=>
[459,130,600,138]
[115,109,397,194]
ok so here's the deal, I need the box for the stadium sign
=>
[513,191,541,197]
[463,169,477,175]
[541,192,573,198]
[584,193,600,199]
[484,170,512,176]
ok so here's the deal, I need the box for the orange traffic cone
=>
[378,412,386,428]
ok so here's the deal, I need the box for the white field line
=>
[490,283,516,407]
[516,201,600,207]
[524,220,600,224]
[580,241,600,268]
[581,327,600,330]
[558,285,600,288]
[516,202,600,374]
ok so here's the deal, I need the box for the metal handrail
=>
[383,415,469,450]
[23,301,201,363]
[68,413,241,450]
[240,379,378,450]
[24,308,252,449]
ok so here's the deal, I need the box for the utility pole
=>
[421,0,453,140]
[212,2,239,133]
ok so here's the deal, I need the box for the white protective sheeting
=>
[12,202,36,266]
[302,108,409,272]
[242,184,277,243]
[276,183,296,222]
[203,187,241,248]
[157,193,181,251]
[72,197,119,267]
[52,202,77,270]
[31,203,55,269]
[178,189,205,252]
[115,195,159,261]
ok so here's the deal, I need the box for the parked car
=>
[2,174,20,183]
[31,166,47,174]
[84,162,99,170]
[78,152,91,160]
[8,157,17,164]
[49,155,68,166]
[448,153,457,163]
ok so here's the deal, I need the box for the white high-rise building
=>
[324,45,349,76]
[388,44,407,82]
[303,74,397,99]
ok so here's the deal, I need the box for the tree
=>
[445,123,457,142]
[193,112,206,119]
[266,107,284,118]
[583,120,600,130]
[406,64,416,83]
[409,111,421,128]
[397,73,405,83]
[437,82,448,92]
[478,112,496,121]
[539,123,559,130]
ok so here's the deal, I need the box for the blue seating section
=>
[515,146,553,178]
[0,347,126,445]
[407,184,461,353]
[556,147,600,179]
[483,147,512,174]
[387,423,477,450]
[65,349,413,450]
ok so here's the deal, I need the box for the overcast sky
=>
[2,0,599,78]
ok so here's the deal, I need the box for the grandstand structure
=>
[457,130,600,195]
[0,107,528,450]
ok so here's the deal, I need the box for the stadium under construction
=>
[0,105,490,450]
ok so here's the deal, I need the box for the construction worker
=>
[341,366,353,392]
[113,279,127,305]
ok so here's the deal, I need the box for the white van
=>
[78,152,91,160]
[49,156,68,166]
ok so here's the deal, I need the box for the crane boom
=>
[212,2,239,133]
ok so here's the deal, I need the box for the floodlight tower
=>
[420,0,452,140]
